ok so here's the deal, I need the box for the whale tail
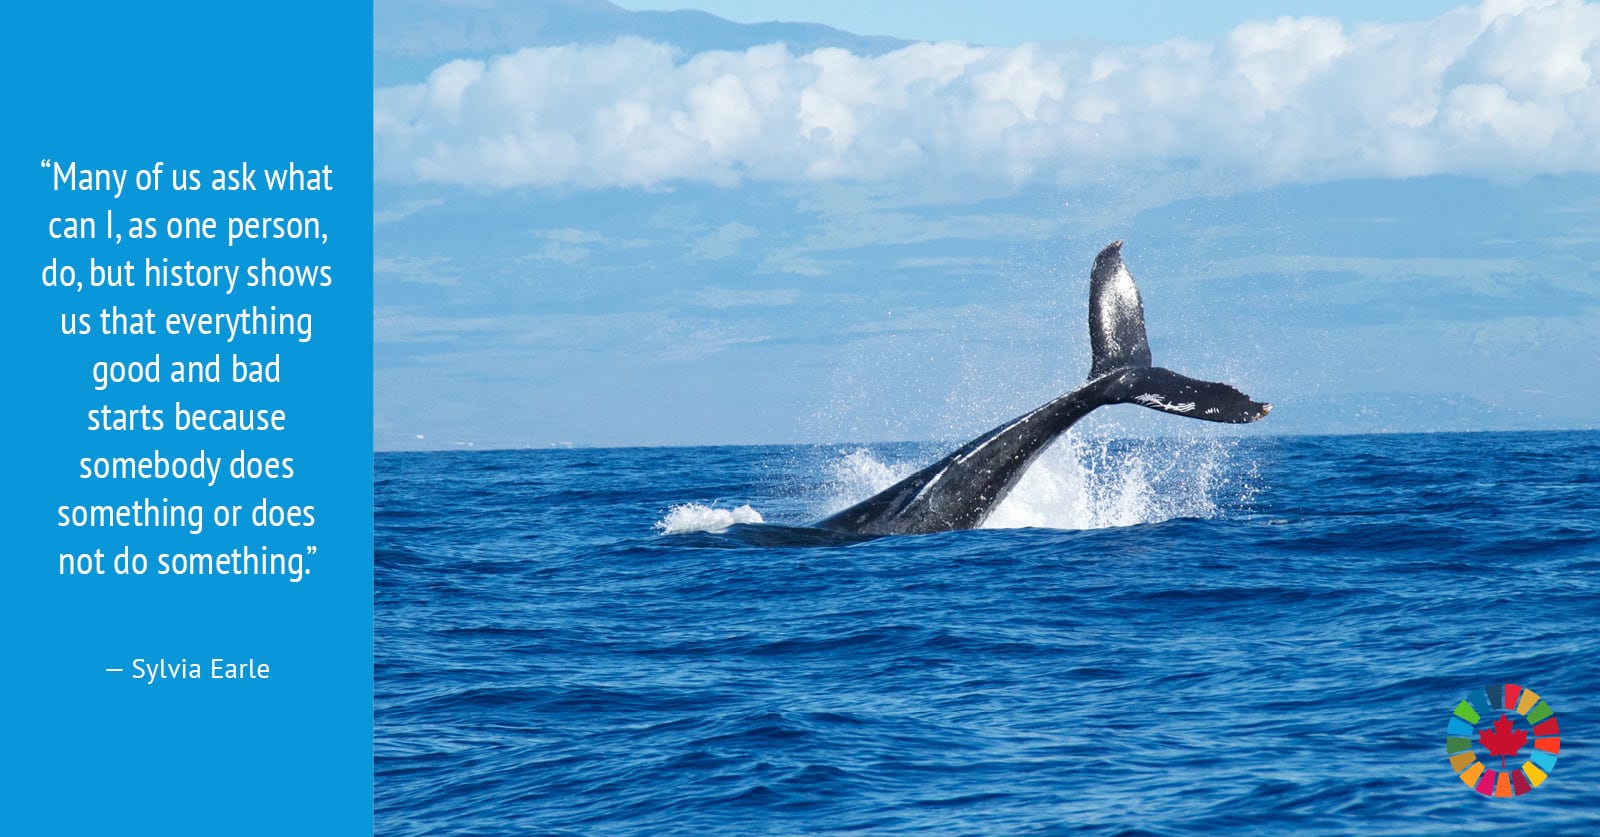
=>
[807,239,1270,535]
[1088,241,1270,424]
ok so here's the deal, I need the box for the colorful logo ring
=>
[1447,683,1559,797]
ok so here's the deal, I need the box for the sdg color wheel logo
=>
[1446,683,1559,797]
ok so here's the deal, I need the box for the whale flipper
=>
[812,241,1269,536]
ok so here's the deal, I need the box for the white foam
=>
[654,503,764,534]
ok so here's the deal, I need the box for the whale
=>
[812,241,1270,536]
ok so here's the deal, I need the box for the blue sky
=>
[374,1,1600,449]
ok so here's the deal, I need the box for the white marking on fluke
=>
[1133,393,1196,413]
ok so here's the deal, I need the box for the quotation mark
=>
[41,158,51,168]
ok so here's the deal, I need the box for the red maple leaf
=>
[1479,714,1527,769]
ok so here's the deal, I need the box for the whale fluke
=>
[812,241,1270,536]
[1089,240,1152,378]
[1120,366,1272,423]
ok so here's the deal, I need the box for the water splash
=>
[816,448,916,516]
[655,503,764,534]
[814,434,1251,531]
[984,434,1246,530]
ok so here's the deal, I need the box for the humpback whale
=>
[813,241,1270,536]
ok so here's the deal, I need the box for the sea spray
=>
[801,434,1247,532]
[659,433,1251,533]
[983,433,1243,530]
[817,448,916,516]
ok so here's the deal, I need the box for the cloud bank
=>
[374,0,1600,192]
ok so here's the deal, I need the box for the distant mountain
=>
[376,0,910,84]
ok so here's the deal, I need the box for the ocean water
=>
[375,430,1600,834]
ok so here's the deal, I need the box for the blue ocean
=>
[375,430,1599,834]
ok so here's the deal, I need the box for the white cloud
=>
[687,286,799,307]
[374,1,1600,193]
[893,256,1006,270]
[529,227,609,263]
[374,255,460,286]
[689,221,759,259]
[534,227,608,244]
[373,197,443,225]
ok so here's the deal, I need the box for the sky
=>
[373,0,1600,449]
